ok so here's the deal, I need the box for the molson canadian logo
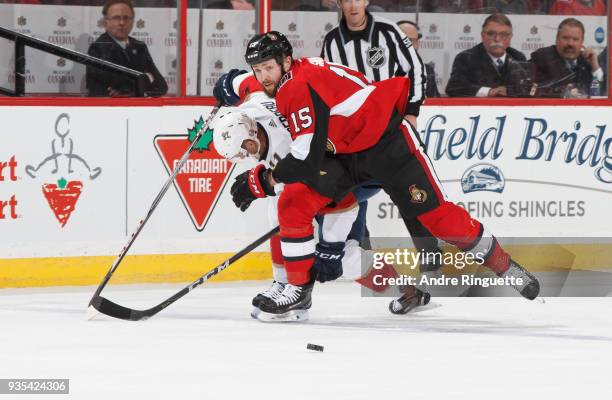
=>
[154,117,234,231]
[25,113,102,227]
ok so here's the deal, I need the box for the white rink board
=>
[1,105,612,261]
[367,106,612,238]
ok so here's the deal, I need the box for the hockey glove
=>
[230,164,276,212]
[213,68,246,106]
[311,242,344,283]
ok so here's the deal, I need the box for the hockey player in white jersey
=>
[211,69,430,321]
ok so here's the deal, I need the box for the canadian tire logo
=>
[154,117,234,231]
[25,113,102,227]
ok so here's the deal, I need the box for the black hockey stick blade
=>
[89,226,280,321]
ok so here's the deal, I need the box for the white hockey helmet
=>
[213,109,260,163]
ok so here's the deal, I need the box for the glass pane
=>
[0,0,177,97]
[266,1,609,99]
[186,4,256,96]
[0,37,15,94]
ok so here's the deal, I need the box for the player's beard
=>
[263,63,288,97]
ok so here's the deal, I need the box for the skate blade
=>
[255,309,309,322]
[409,301,442,314]
[392,301,442,315]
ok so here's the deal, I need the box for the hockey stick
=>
[88,103,222,310]
[89,226,280,321]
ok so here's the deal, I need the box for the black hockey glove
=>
[311,242,344,283]
[213,68,246,106]
[230,164,276,212]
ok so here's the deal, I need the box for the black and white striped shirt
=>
[320,12,426,116]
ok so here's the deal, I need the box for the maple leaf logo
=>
[187,116,213,152]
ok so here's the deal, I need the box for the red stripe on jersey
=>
[400,122,446,202]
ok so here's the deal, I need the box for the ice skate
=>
[251,281,286,319]
[389,286,431,315]
[500,260,540,300]
[256,280,314,322]
[251,280,286,308]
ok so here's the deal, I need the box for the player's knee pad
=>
[312,241,345,283]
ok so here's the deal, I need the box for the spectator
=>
[446,13,528,97]
[492,0,530,13]
[397,20,440,97]
[530,18,603,97]
[86,0,168,97]
[549,0,606,15]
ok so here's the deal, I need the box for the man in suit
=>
[86,0,168,97]
[530,18,603,98]
[446,13,529,97]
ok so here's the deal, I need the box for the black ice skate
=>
[252,281,286,308]
[256,280,314,322]
[500,260,540,300]
[389,286,431,315]
[251,281,286,319]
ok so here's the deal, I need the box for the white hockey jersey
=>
[236,91,293,171]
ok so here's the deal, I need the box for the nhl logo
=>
[171,58,177,69]
[216,20,224,30]
[530,26,538,35]
[214,60,223,70]
[366,46,386,68]
[57,17,67,28]
[429,24,437,34]
[17,16,26,26]
[97,18,104,28]
[57,58,66,67]
[463,25,471,34]
[288,22,296,32]
[137,19,145,29]
[325,23,333,32]
[173,20,177,29]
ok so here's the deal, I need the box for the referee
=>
[321,0,426,126]
[321,0,441,315]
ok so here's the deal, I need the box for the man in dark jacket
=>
[530,18,603,98]
[446,13,529,97]
[87,0,168,97]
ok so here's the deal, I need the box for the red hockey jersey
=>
[275,57,411,158]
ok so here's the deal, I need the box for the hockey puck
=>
[307,343,324,352]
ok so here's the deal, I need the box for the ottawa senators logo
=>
[409,185,427,204]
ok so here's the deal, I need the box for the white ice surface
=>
[1,281,611,400]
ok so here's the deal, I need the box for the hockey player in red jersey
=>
[212,72,430,320]
[229,31,540,320]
